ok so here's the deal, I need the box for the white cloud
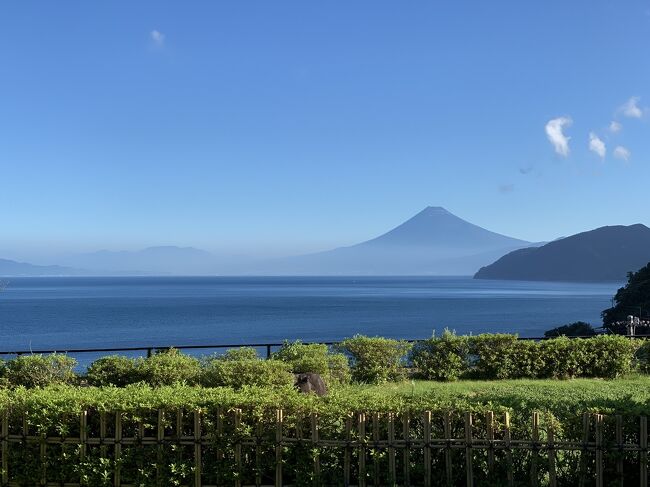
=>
[151,30,165,47]
[620,97,643,118]
[613,146,631,161]
[588,132,606,159]
[609,121,622,133]
[545,117,572,157]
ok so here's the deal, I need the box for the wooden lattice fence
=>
[1,409,649,486]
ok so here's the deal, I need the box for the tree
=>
[544,321,597,337]
[602,262,650,334]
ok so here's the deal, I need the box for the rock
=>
[294,373,327,396]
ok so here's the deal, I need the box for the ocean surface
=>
[0,277,621,362]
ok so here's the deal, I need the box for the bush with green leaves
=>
[409,330,469,381]
[580,334,640,378]
[338,336,412,384]
[273,341,351,384]
[138,349,201,386]
[220,347,260,361]
[85,355,142,387]
[5,354,77,388]
[200,355,294,389]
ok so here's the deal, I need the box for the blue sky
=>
[1,1,649,259]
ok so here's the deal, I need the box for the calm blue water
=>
[0,277,621,359]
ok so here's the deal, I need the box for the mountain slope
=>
[474,224,650,282]
[0,258,82,277]
[257,207,533,275]
[59,246,218,275]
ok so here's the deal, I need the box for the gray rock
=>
[294,373,327,396]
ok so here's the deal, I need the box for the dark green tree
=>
[602,262,650,334]
[544,321,597,337]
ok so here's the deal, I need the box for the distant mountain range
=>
[254,207,536,275]
[474,224,650,282]
[56,246,218,275]
[0,258,82,277]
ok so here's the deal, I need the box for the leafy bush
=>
[220,347,260,361]
[200,357,294,389]
[409,330,469,381]
[537,336,586,379]
[544,321,597,337]
[468,334,521,379]
[580,335,640,378]
[86,355,142,387]
[338,336,412,384]
[138,349,201,386]
[5,354,77,388]
[273,341,351,384]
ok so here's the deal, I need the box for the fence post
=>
[344,415,352,487]
[486,411,494,475]
[443,411,452,486]
[276,409,283,487]
[615,415,624,486]
[387,413,396,486]
[595,414,603,487]
[504,412,513,487]
[234,409,242,487]
[311,413,320,484]
[548,418,557,487]
[579,413,590,487]
[423,411,431,487]
[531,412,539,487]
[157,410,164,487]
[402,412,410,487]
[194,410,202,487]
[2,413,8,485]
[114,412,122,487]
[358,412,366,487]
[464,412,473,487]
[641,416,648,487]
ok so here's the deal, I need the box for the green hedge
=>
[0,334,645,390]
[1,380,650,485]
[411,332,641,381]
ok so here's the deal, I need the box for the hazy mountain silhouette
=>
[258,207,534,275]
[0,258,83,277]
[474,224,650,282]
[59,246,219,275]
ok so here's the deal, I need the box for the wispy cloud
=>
[498,184,515,194]
[620,97,643,118]
[519,165,534,175]
[545,117,572,157]
[613,146,631,161]
[150,30,165,47]
[609,121,622,133]
[588,132,606,159]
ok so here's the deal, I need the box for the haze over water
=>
[0,277,620,356]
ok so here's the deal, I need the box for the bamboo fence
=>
[1,409,648,486]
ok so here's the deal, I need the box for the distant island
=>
[474,224,650,282]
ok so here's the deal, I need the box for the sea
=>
[0,276,622,365]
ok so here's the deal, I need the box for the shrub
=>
[338,336,412,384]
[138,349,201,386]
[273,341,351,384]
[507,339,544,379]
[581,335,640,378]
[5,354,77,388]
[409,330,469,381]
[538,336,586,379]
[220,347,260,361]
[200,357,294,389]
[86,355,142,387]
[468,334,521,379]
[544,321,597,337]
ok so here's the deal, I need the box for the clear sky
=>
[1,1,649,260]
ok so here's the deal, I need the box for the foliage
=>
[468,333,520,379]
[409,330,469,381]
[5,354,77,388]
[338,335,412,384]
[85,355,142,387]
[220,347,260,361]
[544,321,597,337]
[200,356,294,389]
[138,349,201,386]
[603,262,650,332]
[2,379,650,484]
[273,340,351,384]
